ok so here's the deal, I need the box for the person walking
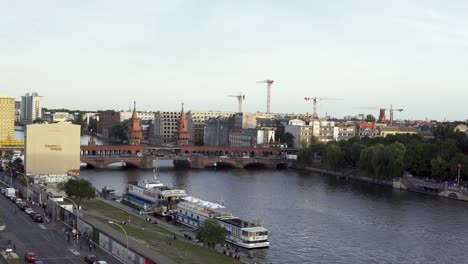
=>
[89,243,92,252]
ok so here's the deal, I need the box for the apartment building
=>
[0,95,15,141]
[20,92,42,124]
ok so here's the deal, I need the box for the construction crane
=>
[257,79,274,113]
[304,97,343,119]
[228,93,245,113]
[356,105,403,125]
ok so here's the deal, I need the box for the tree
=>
[325,144,345,171]
[196,219,226,248]
[58,178,96,201]
[33,117,45,124]
[350,142,366,168]
[365,114,376,122]
[109,120,129,144]
[431,155,448,180]
[275,131,294,148]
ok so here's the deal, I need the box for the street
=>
[0,183,119,264]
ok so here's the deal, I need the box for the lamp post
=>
[108,221,128,263]
[63,197,80,244]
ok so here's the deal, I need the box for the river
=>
[16,133,468,263]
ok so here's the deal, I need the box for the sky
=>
[0,0,467,121]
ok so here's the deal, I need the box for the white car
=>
[15,198,22,205]
[24,208,34,215]
[93,261,108,264]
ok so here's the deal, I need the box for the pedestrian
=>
[89,243,92,252]
[173,235,176,240]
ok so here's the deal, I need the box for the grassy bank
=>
[79,199,238,264]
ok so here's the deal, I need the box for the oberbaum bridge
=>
[80,103,293,170]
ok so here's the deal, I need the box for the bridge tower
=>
[128,101,142,145]
[174,103,190,146]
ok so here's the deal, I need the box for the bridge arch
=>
[244,161,269,169]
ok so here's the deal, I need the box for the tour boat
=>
[124,169,186,216]
[175,196,269,249]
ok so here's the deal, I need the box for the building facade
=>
[20,92,43,124]
[0,96,15,141]
[203,117,230,147]
[15,101,21,123]
[25,123,81,175]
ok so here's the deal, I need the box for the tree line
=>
[297,124,468,182]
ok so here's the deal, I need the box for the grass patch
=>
[78,199,173,236]
[94,217,238,264]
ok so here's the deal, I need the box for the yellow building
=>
[25,123,81,175]
[0,95,15,141]
[379,126,418,137]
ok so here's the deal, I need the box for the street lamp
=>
[63,197,80,244]
[108,221,129,263]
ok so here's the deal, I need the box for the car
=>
[33,214,43,223]
[15,198,22,205]
[18,202,27,210]
[29,212,39,219]
[24,208,34,215]
[93,261,108,264]
[84,254,97,263]
[9,195,17,201]
[24,252,38,263]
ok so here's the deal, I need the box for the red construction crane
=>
[257,79,274,113]
[304,97,343,119]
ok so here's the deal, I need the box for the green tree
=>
[370,144,386,179]
[431,155,448,180]
[196,219,226,248]
[386,142,406,179]
[350,142,366,168]
[365,114,376,122]
[33,117,45,124]
[447,153,468,183]
[325,144,345,171]
[109,120,129,144]
[275,131,294,148]
[59,178,96,201]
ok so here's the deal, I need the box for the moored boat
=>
[176,196,269,249]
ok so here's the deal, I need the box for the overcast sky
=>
[1,1,467,121]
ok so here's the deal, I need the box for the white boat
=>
[124,170,186,215]
[176,196,269,249]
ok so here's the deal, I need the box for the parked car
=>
[24,252,38,263]
[33,214,43,223]
[93,261,108,264]
[84,254,97,263]
[24,208,34,215]
[15,198,22,205]
[29,212,39,219]
[18,202,27,210]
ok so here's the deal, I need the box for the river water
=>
[16,133,468,263]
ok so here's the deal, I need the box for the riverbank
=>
[297,165,468,202]
[296,166,392,187]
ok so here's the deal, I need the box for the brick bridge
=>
[80,143,157,169]
[186,156,290,169]
[80,142,290,169]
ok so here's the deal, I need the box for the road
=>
[0,187,119,264]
